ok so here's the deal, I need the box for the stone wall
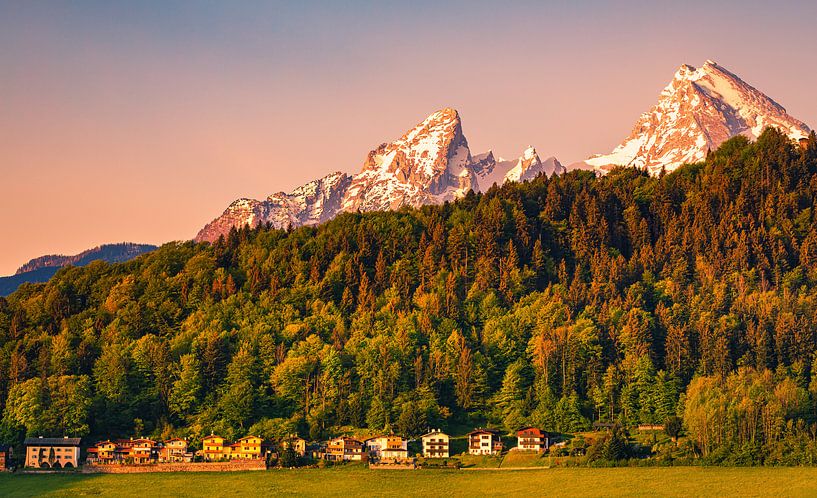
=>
[83,460,266,474]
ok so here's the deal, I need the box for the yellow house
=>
[231,436,265,460]
[202,434,229,461]
[24,437,81,469]
[87,440,118,464]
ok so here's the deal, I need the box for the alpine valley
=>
[196,61,810,242]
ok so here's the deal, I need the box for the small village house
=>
[380,436,409,461]
[326,436,365,461]
[24,437,81,469]
[516,427,549,452]
[160,438,193,463]
[86,440,118,464]
[467,429,502,456]
[0,444,11,471]
[202,434,230,461]
[365,435,408,462]
[230,436,266,460]
[307,442,326,461]
[420,430,450,458]
[129,438,159,464]
[280,435,306,457]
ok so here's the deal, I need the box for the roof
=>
[467,428,500,436]
[236,435,262,442]
[165,438,186,443]
[24,437,81,446]
[420,431,449,438]
[517,427,545,436]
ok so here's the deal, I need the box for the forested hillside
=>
[2,128,817,463]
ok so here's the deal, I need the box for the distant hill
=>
[0,243,157,296]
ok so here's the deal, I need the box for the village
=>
[0,425,574,473]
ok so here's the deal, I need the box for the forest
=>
[2,128,817,465]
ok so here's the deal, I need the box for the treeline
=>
[1,128,817,464]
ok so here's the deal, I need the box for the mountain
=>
[0,243,157,296]
[579,60,811,175]
[195,173,352,244]
[195,108,561,242]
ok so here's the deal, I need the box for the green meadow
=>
[3,466,817,497]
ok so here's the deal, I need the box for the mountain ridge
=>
[579,60,811,175]
[195,108,564,242]
[1,243,157,296]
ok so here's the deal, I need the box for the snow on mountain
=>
[472,146,564,191]
[195,109,561,242]
[194,172,351,242]
[580,60,811,176]
[341,108,477,212]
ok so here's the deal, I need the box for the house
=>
[326,437,365,461]
[86,440,119,464]
[128,439,159,464]
[202,434,230,461]
[516,427,549,452]
[0,445,11,471]
[420,430,450,458]
[365,435,408,461]
[307,442,326,461]
[230,436,266,460]
[280,435,306,457]
[467,429,502,455]
[160,438,193,463]
[24,437,81,469]
[380,436,409,461]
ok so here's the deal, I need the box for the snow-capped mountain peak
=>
[581,60,811,176]
[195,108,564,242]
[342,107,476,212]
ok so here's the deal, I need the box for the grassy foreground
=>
[3,466,817,497]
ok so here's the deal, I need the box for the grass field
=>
[3,466,817,497]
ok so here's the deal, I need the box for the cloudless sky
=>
[1,0,815,275]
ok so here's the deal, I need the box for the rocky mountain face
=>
[580,60,811,175]
[2,243,157,296]
[195,172,351,243]
[195,108,561,242]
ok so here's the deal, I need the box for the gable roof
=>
[236,435,262,442]
[420,431,449,438]
[24,437,81,446]
[467,428,500,436]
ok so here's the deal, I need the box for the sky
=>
[1,0,816,275]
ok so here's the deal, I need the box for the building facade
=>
[24,437,81,469]
[326,437,364,461]
[202,435,229,461]
[230,436,265,460]
[421,430,450,458]
[0,445,11,471]
[281,435,306,457]
[160,438,193,463]
[467,429,502,456]
[516,427,548,452]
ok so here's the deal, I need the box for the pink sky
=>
[1,1,816,275]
